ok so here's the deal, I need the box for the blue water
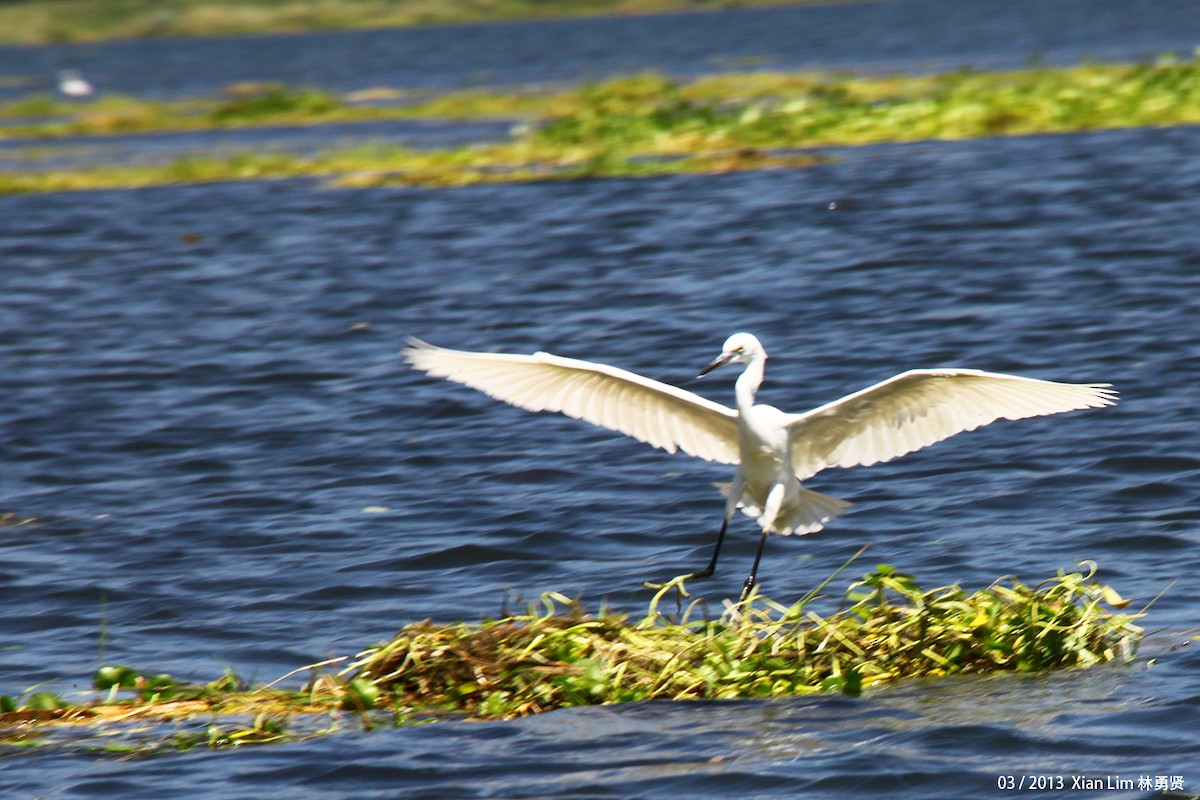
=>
[3,1,1200,798]
[1,0,1198,99]
[0,119,518,171]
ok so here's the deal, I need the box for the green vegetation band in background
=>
[2,58,1198,193]
[0,0,821,45]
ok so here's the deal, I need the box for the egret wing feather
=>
[404,339,740,464]
[788,369,1116,479]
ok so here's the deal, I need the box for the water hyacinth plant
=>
[348,562,1142,718]
[0,561,1142,756]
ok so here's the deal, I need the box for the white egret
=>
[57,70,93,98]
[404,333,1116,599]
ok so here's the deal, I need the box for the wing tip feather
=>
[402,335,436,362]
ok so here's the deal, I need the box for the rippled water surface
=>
[3,2,1200,798]
[2,0,1198,99]
[0,119,518,172]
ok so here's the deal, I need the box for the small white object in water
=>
[57,70,93,98]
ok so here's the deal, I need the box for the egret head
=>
[699,332,764,377]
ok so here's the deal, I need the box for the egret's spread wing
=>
[787,369,1116,479]
[404,339,740,463]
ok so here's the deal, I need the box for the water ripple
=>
[2,113,1199,800]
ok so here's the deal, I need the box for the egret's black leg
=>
[686,516,729,581]
[739,529,771,602]
[644,488,741,590]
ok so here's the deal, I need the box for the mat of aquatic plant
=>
[2,58,1199,193]
[0,564,1142,755]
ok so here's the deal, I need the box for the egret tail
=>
[713,482,852,535]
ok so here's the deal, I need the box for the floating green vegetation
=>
[2,58,1200,194]
[0,564,1143,756]
[349,562,1141,715]
[8,60,1200,140]
[0,664,351,754]
[0,85,394,138]
[0,133,827,195]
[0,0,817,46]
[523,60,1200,154]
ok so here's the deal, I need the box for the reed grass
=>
[0,563,1142,755]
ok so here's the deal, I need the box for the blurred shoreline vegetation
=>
[0,565,1143,756]
[1,57,1199,193]
[0,0,825,45]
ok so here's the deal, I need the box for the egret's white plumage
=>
[404,333,1115,595]
[57,70,93,98]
